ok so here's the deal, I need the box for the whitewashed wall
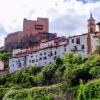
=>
[9,34,99,73]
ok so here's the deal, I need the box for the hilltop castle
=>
[5,18,56,51]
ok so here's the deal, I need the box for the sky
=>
[0,0,100,47]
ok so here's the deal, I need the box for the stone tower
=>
[87,12,96,55]
[87,12,96,33]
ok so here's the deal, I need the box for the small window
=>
[39,58,42,60]
[36,59,38,62]
[35,25,43,30]
[76,38,80,44]
[64,45,66,47]
[35,51,37,54]
[55,51,57,55]
[44,57,47,60]
[32,60,35,63]
[49,62,52,64]
[29,60,31,63]
[81,45,84,49]
[49,52,53,56]
[44,52,46,55]
[54,56,57,60]
[64,48,66,52]
[74,46,77,50]
[40,53,42,56]
[72,39,74,43]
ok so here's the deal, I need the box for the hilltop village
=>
[0,13,100,100]
[5,13,100,73]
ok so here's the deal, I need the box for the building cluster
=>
[8,13,100,73]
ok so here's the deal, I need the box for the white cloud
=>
[0,0,100,47]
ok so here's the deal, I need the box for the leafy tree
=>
[0,52,11,62]
[42,64,58,85]
[64,55,100,86]
[28,65,41,75]
[55,57,63,67]
[89,66,100,78]
[77,79,100,100]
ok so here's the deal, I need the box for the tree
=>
[0,52,11,62]
[42,64,58,85]
[55,57,63,67]
[28,65,41,75]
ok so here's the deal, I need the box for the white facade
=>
[68,34,88,57]
[9,33,100,73]
[9,44,68,73]
[92,33,100,52]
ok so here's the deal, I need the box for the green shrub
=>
[0,87,9,100]
[42,64,58,85]
[27,65,41,75]
[3,83,63,100]
[89,66,100,78]
[64,56,100,87]
[77,79,100,100]
[14,90,28,100]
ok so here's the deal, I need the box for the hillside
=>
[0,53,100,100]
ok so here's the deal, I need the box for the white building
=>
[9,14,100,73]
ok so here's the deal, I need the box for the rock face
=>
[5,32,56,51]
[5,18,56,51]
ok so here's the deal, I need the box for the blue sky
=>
[0,0,100,47]
[77,0,99,3]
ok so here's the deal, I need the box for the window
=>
[39,58,42,60]
[54,56,57,60]
[35,25,43,30]
[74,46,77,50]
[40,53,42,56]
[64,48,66,52]
[44,52,46,55]
[76,38,80,44]
[49,51,53,56]
[29,60,31,63]
[36,59,38,62]
[35,51,37,54]
[64,45,66,47]
[32,60,35,63]
[31,56,33,58]
[72,39,74,43]
[55,51,57,55]
[49,62,52,64]
[44,57,47,60]
[90,28,93,33]
[81,45,84,49]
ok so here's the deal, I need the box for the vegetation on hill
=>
[0,52,11,62]
[0,53,100,100]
